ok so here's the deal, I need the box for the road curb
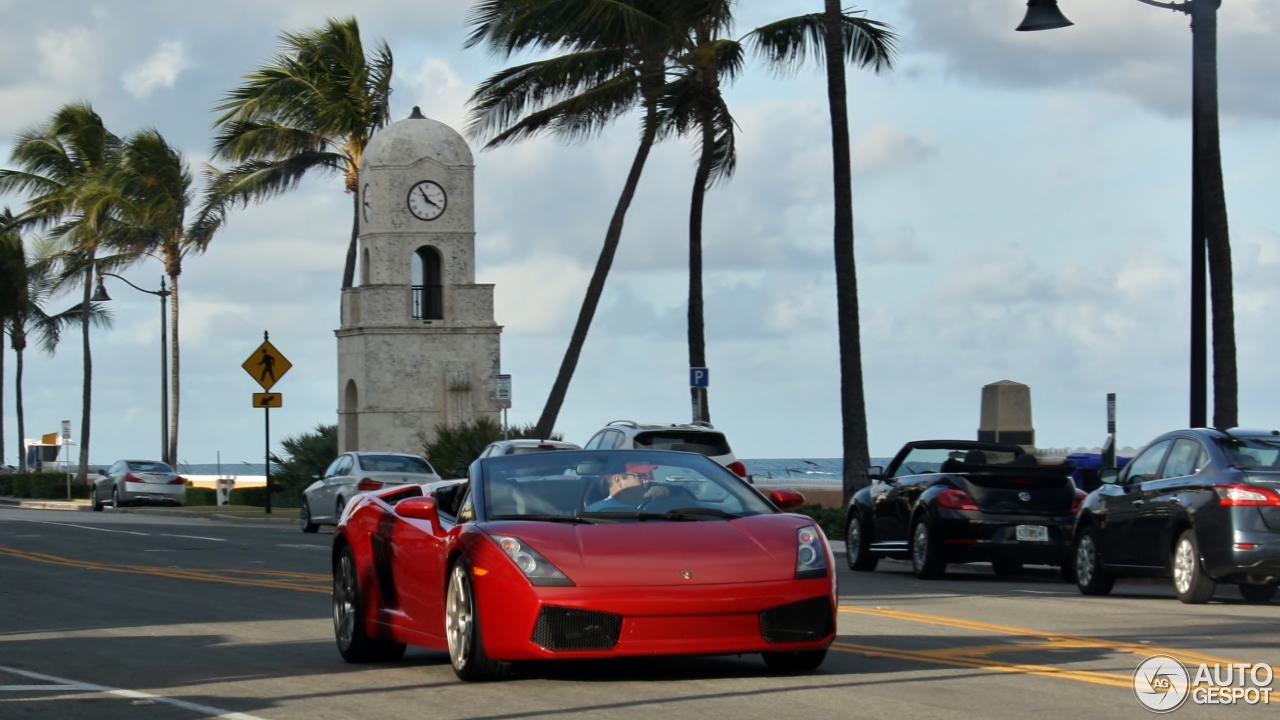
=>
[116,507,296,524]
[0,497,91,512]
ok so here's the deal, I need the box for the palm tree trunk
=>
[342,191,359,289]
[15,341,24,473]
[168,272,180,466]
[823,0,872,505]
[1191,0,1236,429]
[688,115,714,424]
[534,117,660,439]
[0,333,6,470]
[76,264,93,484]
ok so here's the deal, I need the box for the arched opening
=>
[412,246,444,320]
[343,379,359,451]
[360,247,371,286]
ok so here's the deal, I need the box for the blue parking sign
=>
[690,367,709,387]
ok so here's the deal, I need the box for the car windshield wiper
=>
[486,513,595,524]
[658,507,743,520]
[579,508,742,521]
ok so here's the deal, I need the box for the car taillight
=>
[726,460,747,478]
[169,476,186,485]
[937,488,979,511]
[357,478,383,492]
[1215,484,1280,507]
[1071,491,1086,514]
[125,473,146,483]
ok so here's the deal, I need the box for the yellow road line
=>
[0,545,329,594]
[831,641,1133,689]
[839,604,1245,667]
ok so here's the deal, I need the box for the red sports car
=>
[331,449,837,680]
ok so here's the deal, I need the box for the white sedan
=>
[300,451,441,532]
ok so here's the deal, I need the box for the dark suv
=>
[1073,428,1280,604]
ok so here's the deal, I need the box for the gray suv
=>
[582,420,747,479]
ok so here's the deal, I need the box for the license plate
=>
[1016,525,1048,542]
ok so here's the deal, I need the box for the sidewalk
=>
[0,497,90,512]
[0,497,294,524]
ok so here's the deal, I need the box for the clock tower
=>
[336,107,502,455]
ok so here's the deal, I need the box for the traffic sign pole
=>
[264,332,272,514]
[244,331,293,515]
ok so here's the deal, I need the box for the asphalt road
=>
[1,506,1276,719]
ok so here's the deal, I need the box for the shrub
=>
[268,423,337,508]
[186,486,217,506]
[0,472,89,500]
[229,487,268,507]
[421,418,565,479]
[792,504,846,541]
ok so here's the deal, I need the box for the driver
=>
[585,462,669,511]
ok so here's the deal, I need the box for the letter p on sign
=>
[690,368,709,388]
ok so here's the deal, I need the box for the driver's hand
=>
[645,485,670,500]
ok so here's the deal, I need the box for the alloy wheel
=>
[1076,534,1096,587]
[1173,538,1195,595]
[446,565,473,670]
[334,554,357,650]
[912,523,928,571]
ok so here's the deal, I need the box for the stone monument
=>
[335,107,502,454]
[977,379,1034,449]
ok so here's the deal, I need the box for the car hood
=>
[481,514,814,587]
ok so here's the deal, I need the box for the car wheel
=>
[1074,527,1115,596]
[762,649,827,673]
[91,486,103,512]
[911,519,945,579]
[991,558,1023,577]
[446,560,504,681]
[335,497,346,522]
[845,511,878,572]
[1173,529,1216,604]
[112,486,123,509]
[333,546,406,663]
[300,499,319,534]
[1238,584,1278,604]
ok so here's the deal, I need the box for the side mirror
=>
[867,465,884,481]
[455,466,470,479]
[1098,468,1120,485]
[311,472,321,480]
[97,469,107,476]
[396,496,440,528]
[770,488,806,511]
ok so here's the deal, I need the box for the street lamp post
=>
[1017,0,1232,430]
[92,274,171,465]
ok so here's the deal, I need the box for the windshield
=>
[127,461,173,473]
[481,450,772,521]
[633,431,730,457]
[359,455,435,474]
[1214,437,1280,469]
[892,445,1023,477]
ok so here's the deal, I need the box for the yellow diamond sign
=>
[242,340,292,391]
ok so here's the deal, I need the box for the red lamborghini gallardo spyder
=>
[331,449,837,680]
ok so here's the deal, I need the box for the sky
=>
[2,0,1279,468]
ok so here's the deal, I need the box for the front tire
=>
[762,649,827,673]
[1074,526,1114,596]
[911,519,946,579]
[1172,530,1216,604]
[1239,584,1278,604]
[333,546,406,663]
[300,499,319,533]
[845,510,878,571]
[446,561,504,681]
[91,486,103,512]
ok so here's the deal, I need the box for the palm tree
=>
[0,220,110,471]
[749,4,896,503]
[466,0,706,438]
[106,129,222,467]
[0,211,22,469]
[209,17,393,290]
[0,103,123,483]
[656,4,742,423]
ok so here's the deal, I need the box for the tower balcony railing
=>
[412,285,444,320]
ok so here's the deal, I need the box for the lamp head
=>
[1017,0,1074,32]
[91,276,111,302]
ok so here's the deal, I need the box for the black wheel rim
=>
[912,524,928,571]
[301,502,310,529]
[334,554,357,650]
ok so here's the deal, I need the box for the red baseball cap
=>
[625,463,658,473]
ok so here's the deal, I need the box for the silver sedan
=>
[300,451,442,532]
[92,460,186,509]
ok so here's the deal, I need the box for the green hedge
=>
[186,486,217,506]
[0,472,90,500]
[793,504,846,541]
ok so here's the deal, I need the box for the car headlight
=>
[489,535,574,586]
[796,525,828,579]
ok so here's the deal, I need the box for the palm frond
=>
[747,11,897,75]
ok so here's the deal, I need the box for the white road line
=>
[0,684,94,691]
[18,520,149,536]
[160,534,227,542]
[0,664,271,720]
[276,544,326,550]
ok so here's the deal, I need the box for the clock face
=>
[362,184,372,223]
[407,180,447,221]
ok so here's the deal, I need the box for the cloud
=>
[851,122,937,177]
[122,41,193,99]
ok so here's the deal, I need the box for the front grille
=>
[759,596,834,644]
[531,606,621,650]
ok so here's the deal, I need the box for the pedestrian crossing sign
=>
[242,340,292,391]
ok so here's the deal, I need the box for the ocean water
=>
[173,458,894,484]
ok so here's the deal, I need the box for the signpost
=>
[243,332,291,513]
[495,374,512,439]
[1103,393,1117,468]
[690,368,709,424]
